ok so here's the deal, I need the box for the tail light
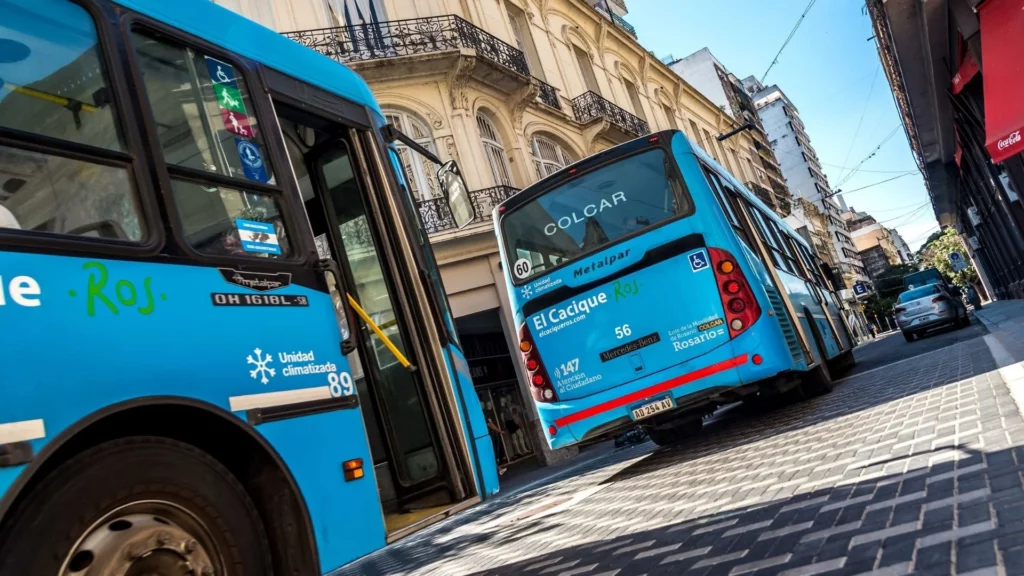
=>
[932,296,948,303]
[894,306,907,314]
[518,324,557,403]
[709,248,761,338]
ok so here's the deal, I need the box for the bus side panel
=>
[0,251,383,568]
[779,272,841,361]
[445,347,499,497]
[257,410,385,572]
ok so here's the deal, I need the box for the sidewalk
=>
[976,300,1024,363]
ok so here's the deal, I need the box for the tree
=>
[918,228,978,288]
[860,263,919,322]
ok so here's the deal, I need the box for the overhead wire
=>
[760,0,818,83]
[836,65,880,184]
[834,127,902,189]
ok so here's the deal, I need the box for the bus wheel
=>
[0,437,272,575]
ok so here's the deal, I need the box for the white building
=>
[744,78,870,292]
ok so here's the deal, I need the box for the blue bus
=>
[0,0,496,572]
[495,130,855,448]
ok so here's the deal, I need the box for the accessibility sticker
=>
[688,249,710,272]
[235,138,268,183]
[221,109,253,139]
[205,56,238,89]
[235,218,281,255]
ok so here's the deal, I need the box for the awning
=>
[980,0,1024,163]
[952,52,979,95]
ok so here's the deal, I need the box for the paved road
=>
[339,314,1024,576]
[848,315,989,377]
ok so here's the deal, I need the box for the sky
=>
[627,0,939,250]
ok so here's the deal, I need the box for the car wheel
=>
[0,437,273,576]
[903,331,914,342]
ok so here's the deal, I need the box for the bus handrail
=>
[346,293,414,371]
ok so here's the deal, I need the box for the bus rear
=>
[495,131,796,448]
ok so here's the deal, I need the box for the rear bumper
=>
[897,309,957,331]
[535,321,792,449]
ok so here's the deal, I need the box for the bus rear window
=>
[501,148,691,282]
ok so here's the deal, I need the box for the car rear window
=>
[500,148,692,283]
[898,285,940,303]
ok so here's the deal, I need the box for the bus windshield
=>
[501,148,692,282]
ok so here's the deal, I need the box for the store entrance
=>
[455,310,535,469]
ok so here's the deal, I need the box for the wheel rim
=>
[60,500,224,576]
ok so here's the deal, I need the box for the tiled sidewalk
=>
[335,301,1024,576]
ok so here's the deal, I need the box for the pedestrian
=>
[486,417,507,475]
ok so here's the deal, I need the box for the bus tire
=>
[0,436,272,576]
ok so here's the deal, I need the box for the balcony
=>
[571,91,649,138]
[536,79,561,110]
[417,185,519,234]
[745,180,775,208]
[592,4,638,38]
[283,16,529,89]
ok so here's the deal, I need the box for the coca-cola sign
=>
[998,130,1022,151]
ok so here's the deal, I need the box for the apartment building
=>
[667,48,793,216]
[218,0,766,465]
[843,208,911,279]
[744,79,870,294]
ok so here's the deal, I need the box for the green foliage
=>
[860,263,917,320]
[918,228,977,288]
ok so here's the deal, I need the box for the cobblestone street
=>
[337,303,1024,576]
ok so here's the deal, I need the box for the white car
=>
[894,284,970,342]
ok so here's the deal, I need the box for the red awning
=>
[952,52,979,95]
[980,0,1024,163]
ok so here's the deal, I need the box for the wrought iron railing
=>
[536,79,561,110]
[417,185,520,234]
[595,7,638,38]
[745,181,775,207]
[283,15,529,77]
[571,91,649,137]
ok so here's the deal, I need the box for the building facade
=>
[219,0,770,465]
[667,49,793,216]
[745,80,870,294]
[844,208,906,279]
[868,0,1024,300]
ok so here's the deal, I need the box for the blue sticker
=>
[235,219,281,255]
[204,56,238,89]
[235,138,268,183]
[688,250,710,272]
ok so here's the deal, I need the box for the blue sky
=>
[628,0,939,250]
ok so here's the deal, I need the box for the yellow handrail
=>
[346,294,412,369]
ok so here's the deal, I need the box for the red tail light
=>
[708,248,761,338]
[932,296,948,303]
[518,324,557,403]
[894,307,907,314]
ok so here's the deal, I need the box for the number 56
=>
[614,324,632,339]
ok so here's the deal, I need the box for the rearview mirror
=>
[437,160,474,229]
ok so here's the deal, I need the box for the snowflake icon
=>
[520,284,534,299]
[247,348,276,384]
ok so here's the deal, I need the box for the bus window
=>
[0,0,144,240]
[502,148,692,281]
[702,166,739,227]
[132,31,293,258]
[132,32,274,182]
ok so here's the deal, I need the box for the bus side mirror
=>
[437,160,475,229]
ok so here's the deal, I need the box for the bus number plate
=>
[630,396,674,421]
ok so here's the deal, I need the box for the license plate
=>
[630,396,674,421]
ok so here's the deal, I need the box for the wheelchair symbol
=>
[688,250,709,272]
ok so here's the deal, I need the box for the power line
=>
[760,0,818,83]
[837,66,880,184]
[835,127,902,188]
[875,202,929,225]
[838,172,916,195]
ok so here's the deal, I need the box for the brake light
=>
[708,248,761,338]
[932,296,948,303]
[518,324,557,403]
[894,307,907,314]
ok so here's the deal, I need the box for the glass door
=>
[308,141,444,498]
